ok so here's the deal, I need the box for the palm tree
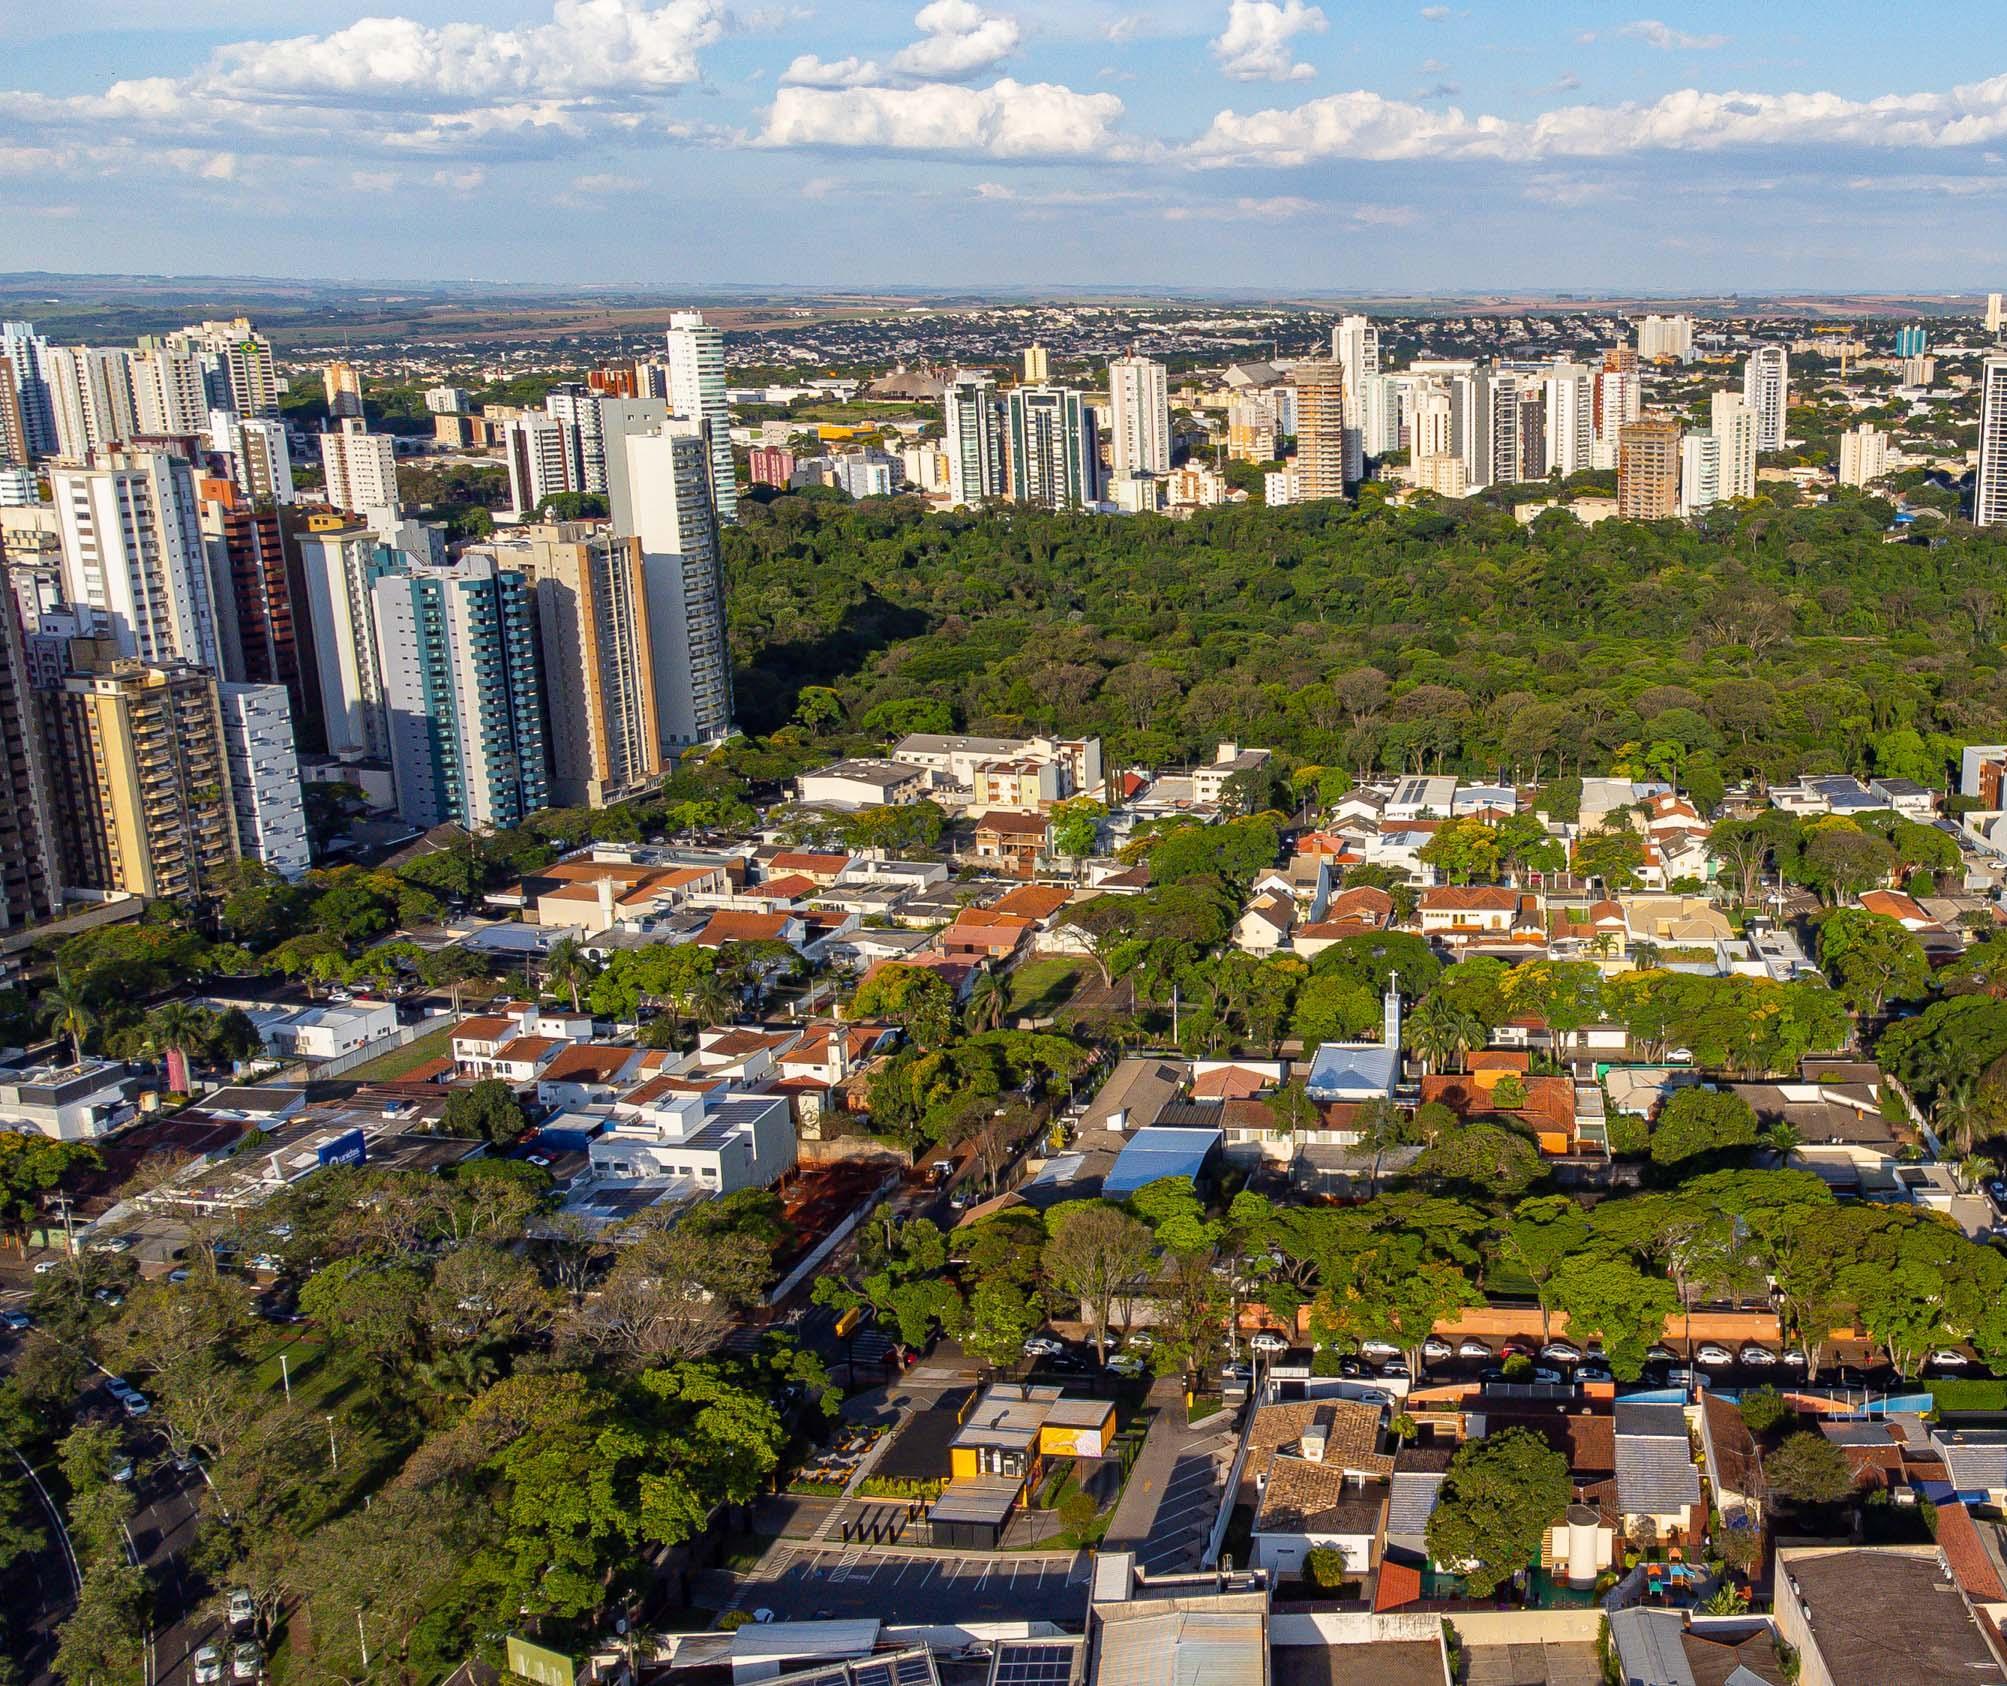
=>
[964,971,1009,1033]
[146,1001,207,1093]
[1761,1121,1802,1168]
[1403,994,1483,1076]
[47,970,93,1069]
[542,935,591,1013]
[685,972,735,1029]
[413,1347,498,1414]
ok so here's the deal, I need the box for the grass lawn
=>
[342,1023,455,1082]
[1008,957,1089,1017]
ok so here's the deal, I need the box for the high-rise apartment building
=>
[218,682,309,879]
[0,582,56,930]
[45,346,137,459]
[1837,424,1891,489]
[1709,391,1758,501]
[297,515,405,759]
[489,522,663,808]
[52,447,221,670]
[1988,295,2004,338]
[1,322,55,458]
[1636,314,1695,363]
[503,412,577,516]
[319,418,401,522]
[1679,429,1721,517]
[1226,390,1277,462]
[42,644,239,900]
[1107,356,1170,480]
[545,383,609,496]
[1358,372,1406,459]
[1022,347,1050,382]
[1975,357,2007,527]
[1617,419,1681,520]
[1332,315,1379,482]
[0,358,26,468]
[1544,364,1595,477]
[1742,346,1789,453]
[608,422,733,748]
[131,344,209,438]
[178,319,278,418]
[1291,360,1347,501]
[663,310,736,524]
[1894,325,1928,360]
[213,413,293,506]
[1412,381,1454,461]
[1455,367,1519,490]
[196,475,317,749]
[1517,390,1548,481]
[323,362,364,419]
[371,555,549,830]
[424,387,472,415]
[1005,387,1099,511]
[749,446,795,489]
[944,373,1005,507]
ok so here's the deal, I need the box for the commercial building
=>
[1743,345,1790,452]
[41,644,240,900]
[1974,356,2007,527]
[662,310,737,524]
[218,682,310,879]
[1838,423,1892,489]
[319,418,400,522]
[1292,360,1347,501]
[1005,386,1099,511]
[1107,355,1170,479]
[370,554,550,830]
[488,522,663,808]
[1618,418,1681,520]
[943,371,1005,506]
[52,447,221,670]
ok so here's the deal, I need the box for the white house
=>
[588,1087,796,1194]
[250,998,399,1061]
[795,759,931,809]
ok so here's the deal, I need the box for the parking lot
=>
[720,1544,1090,1626]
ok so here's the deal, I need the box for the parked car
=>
[1457,1338,1492,1360]
[32,1259,60,1275]
[1378,1360,1410,1381]
[1499,1337,1537,1358]
[167,1268,191,1285]
[1531,1366,1564,1384]
[1647,1343,1680,1363]
[232,1642,263,1681]
[1105,1354,1146,1378]
[1359,1339,1402,1360]
[1121,1330,1155,1351]
[1539,1341,1582,1364]
[121,1393,150,1417]
[1021,1335,1065,1358]
[194,1648,223,1685]
[1421,1336,1454,1363]
[1694,1344,1735,1366]
[1987,1178,2007,1214]
[526,1154,551,1169]
[1249,1331,1289,1355]
[1664,1367,1714,1391]
[1576,1364,1613,1384]
[1929,1349,1972,1368]
[1780,1349,1808,1369]
[1219,1362,1251,1386]
[1583,1340,1606,1361]
[1739,1344,1777,1366]
[0,1310,30,1331]
[1477,1366,1508,1384]
[1337,1356,1366,1378]
[111,1458,134,1484]
[103,1375,134,1399]
[94,1289,123,1308]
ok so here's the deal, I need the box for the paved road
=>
[708,1543,1090,1625]
[1101,1382,1241,1576]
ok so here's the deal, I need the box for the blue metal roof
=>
[1104,1126,1222,1196]
[1303,1041,1398,1101]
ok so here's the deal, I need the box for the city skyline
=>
[7,1,2007,288]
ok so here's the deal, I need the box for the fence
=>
[1201,1391,1261,1569]
[767,1172,899,1306]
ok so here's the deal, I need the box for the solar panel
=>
[894,1656,936,1686]
[852,1663,894,1686]
[991,1642,1081,1686]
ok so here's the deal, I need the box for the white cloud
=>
[1187,72,2007,167]
[1420,57,1447,73]
[1539,71,1581,94]
[432,166,488,190]
[763,77,1129,157]
[889,0,1021,80]
[1211,0,1326,82]
[1418,4,1451,17]
[1619,19,1728,50]
[781,53,883,86]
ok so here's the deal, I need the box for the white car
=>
[1694,1344,1735,1367]
[232,1642,262,1682]
[1105,1354,1147,1378]
[1780,1349,1809,1369]
[194,1647,224,1686]
[1457,1338,1492,1360]
[1929,1349,1972,1368]
[1121,1329,1155,1351]
[1739,1344,1777,1367]
[122,1393,150,1417]
[32,1259,60,1275]
[1249,1331,1289,1355]
[1539,1341,1582,1364]
[1359,1339,1401,1360]
[227,1589,255,1632]
[1421,1336,1454,1363]
[1021,1335,1065,1358]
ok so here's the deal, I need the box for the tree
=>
[47,969,93,1067]
[542,933,594,1011]
[1405,993,1484,1075]
[1798,825,1896,904]
[0,1134,100,1256]
[298,1257,427,1365]
[567,1220,772,1365]
[1739,1386,1791,1435]
[1500,1196,1592,1342]
[1547,1251,1679,1380]
[441,1078,529,1143]
[53,1561,151,1686]
[1817,908,1929,1016]
[1050,799,1105,873]
[958,1278,1043,1371]
[1418,818,1502,886]
[1764,1431,1856,1505]
[1410,1122,1544,1197]
[1043,1203,1156,1362]
[1572,824,1646,889]
[852,963,957,1049]
[1424,1427,1572,1599]
[964,971,1010,1034]
[1649,1087,1759,1166]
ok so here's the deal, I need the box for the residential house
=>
[970,809,1050,876]
[891,732,1102,800]
[1772,1546,2007,1686]
[693,908,808,951]
[524,859,732,932]
[1386,776,1457,821]
[1190,743,1275,807]
[1419,1057,1585,1155]
[1241,1400,1395,1579]
[1859,888,1939,932]
[1235,890,1296,953]
[588,1085,796,1191]
[535,1043,651,1110]
[1620,895,1734,949]
[1605,1608,1787,1686]
[1418,886,1542,946]
[1613,1402,1703,1548]
[764,849,856,885]
[1869,776,1938,818]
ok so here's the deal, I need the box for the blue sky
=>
[5,0,2007,290]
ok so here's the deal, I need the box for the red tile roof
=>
[1420,885,1525,911]
[1938,1503,2007,1602]
[538,1044,638,1084]
[697,910,795,946]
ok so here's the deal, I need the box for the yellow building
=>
[945,1383,1117,1491]
[323,360,363,418]
[41,643,238,900]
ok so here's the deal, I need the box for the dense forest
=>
[721,487,2007,788]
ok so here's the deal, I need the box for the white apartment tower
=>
[1412,381,1454,462]
[131,344,209,437]
[1107,356,1170,479]
[218,682,310,879]
[943,372,1005,507]
[662,310,736,524]
[1332,315,1379,482]
[1837,424,1891,489]
[1679,429,1720,517]
[608,421,734,748]
[52,448,221,670]
[545,384,609,495]
[1709,391,1758,501]
[1972,357,2007,525]
[213,413,294,506]
[1742,347,1789,453]
[320,417,401,522]
[1544,364,1595,477]
[503,412,577,515]
[1636,314,1695,363]
[45,346,137,459]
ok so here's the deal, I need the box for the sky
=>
[6,0,2007,291]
